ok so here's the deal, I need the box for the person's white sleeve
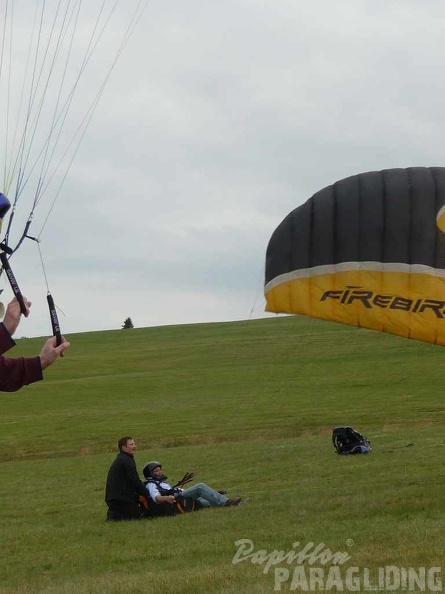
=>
[146,482,161,503]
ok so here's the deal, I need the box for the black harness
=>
[143,477,196,516]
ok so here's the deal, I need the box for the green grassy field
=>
[0,316,444,593]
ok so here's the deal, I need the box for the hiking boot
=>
[225,497,242,506]
[218,489,228,495]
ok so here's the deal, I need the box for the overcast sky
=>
[1,0,445,339]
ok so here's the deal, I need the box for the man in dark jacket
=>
[105,436,148,521]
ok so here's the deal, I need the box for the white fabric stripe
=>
[264,262,445,293]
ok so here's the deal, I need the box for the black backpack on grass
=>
[332,426,372,455]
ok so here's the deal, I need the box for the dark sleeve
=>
[125,457,148,497]
[0,322,16,355]
[0,323,43,392]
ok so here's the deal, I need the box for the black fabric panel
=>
[380,168,411,264]
[355,170,385,262]
[408,167,437,265]
[431,167,445,269]
[265,199,311,279]
[311,185,335,267]
[265,167,445,285]
[291,199,312,271]
[334,174,360,263]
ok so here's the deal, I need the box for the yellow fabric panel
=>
[265,270,445,346]
[437,205,445,234]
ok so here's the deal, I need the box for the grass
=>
[0,316,444,593]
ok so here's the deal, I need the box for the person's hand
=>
[3,296,31,336]
[165,495,176,504]
[39,336,70,370]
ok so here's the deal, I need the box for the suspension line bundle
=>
[0,0,149,339]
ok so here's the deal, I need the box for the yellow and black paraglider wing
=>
[265,167,445,346]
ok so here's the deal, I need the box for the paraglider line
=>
[37,240,62,346]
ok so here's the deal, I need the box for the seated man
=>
[105,436,148,521]
[143,461,242,515]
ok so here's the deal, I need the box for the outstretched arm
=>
[0,297,71,392]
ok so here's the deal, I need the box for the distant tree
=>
[122,317,134,329]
